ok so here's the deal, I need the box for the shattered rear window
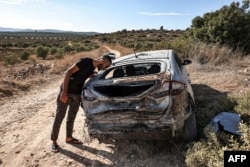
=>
[102,63,161,79]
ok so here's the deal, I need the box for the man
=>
[51,55,112,153]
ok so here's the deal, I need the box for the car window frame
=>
[174,53,183,71]
[99,62,165,80]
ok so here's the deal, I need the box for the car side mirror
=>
[182,60,192,65]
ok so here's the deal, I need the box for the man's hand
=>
[59,92,68,103]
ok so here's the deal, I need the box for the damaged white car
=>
[81,49,197,141]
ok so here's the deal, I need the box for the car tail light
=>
[82,88,96,101]
[152,80,186,98]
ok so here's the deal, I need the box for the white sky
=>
[0,0,237,33]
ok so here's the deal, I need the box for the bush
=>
[63,45,72,53]
[36,46,49,59]
[3,54,21,65]
[187,1,250,54]
[50,47,57,55]
[22,43,29,48]
[55,49,64,59]
[6,43,13,48]
[93,44,100,49]
[76,46,85,52]
[84,40,91,44]
[20,51,30,60]
[234,91,250,123]
[235,91,250,112]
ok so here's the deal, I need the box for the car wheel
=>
[175,112,197,142]
[175,97,197,142]
[182,111,197,142]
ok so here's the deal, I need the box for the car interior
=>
[111,63,161,78]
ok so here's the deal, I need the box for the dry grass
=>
[0,43,249,167]
[183,45,250,167]
[0,45,132,100]
[104,43,134,56]
[184,42,245,65]
[0,46,111,101]
[189,64,249,95]
[49,45,113,74]
[186,52,249,135]
[186,44,250,96]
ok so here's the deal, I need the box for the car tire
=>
[182,111,197,142]
[175,96,197,142]
[175,112,197,142]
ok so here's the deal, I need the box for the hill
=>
[0,27,99,36]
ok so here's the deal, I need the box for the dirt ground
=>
[0,50,249,167]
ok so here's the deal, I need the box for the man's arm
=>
[60,64,79,103]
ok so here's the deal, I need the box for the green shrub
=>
[3,54,21,65]
[186,1,250,54]
[93,44,100,49]
[1,43,7,48]
[20,51,30,60]
[63,45,72,53]
[234,91,250,116]
[36,46,49,59]
[186,123,250,167]
[50,47,57,55]
[55,49,64,59]
[84,40,91,44]
[22,43,29,48]
[6,43,13,47]
[185,129,226,167]
[76,46,85,52]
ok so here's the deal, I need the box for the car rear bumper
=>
[87,125,173,140]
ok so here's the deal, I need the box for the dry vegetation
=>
[0,30,249,166]
[184,45,250,167]
[0,45,110,103]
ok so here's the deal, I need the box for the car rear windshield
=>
[101,63,161,79]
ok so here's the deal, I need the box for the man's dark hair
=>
[102,55,112,63]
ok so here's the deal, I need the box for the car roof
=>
[112,49,174,66]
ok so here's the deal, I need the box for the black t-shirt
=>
[67,58,95,94]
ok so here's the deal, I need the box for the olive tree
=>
[36,46,49,59]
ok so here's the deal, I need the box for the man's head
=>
[97,55,112,71]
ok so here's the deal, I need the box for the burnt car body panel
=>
[206,112,241,136]
[81,50,196,141]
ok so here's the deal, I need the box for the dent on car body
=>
[81,49,196,140]
[83,73,171,114]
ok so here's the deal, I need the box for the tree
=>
[20,51,30,60]
[36,46,49,60]
[50,47,57,55]
[187,0,250,53]
[63,45,72,54]
[191,16,204,28]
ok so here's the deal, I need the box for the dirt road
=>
[0,55,186,167]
